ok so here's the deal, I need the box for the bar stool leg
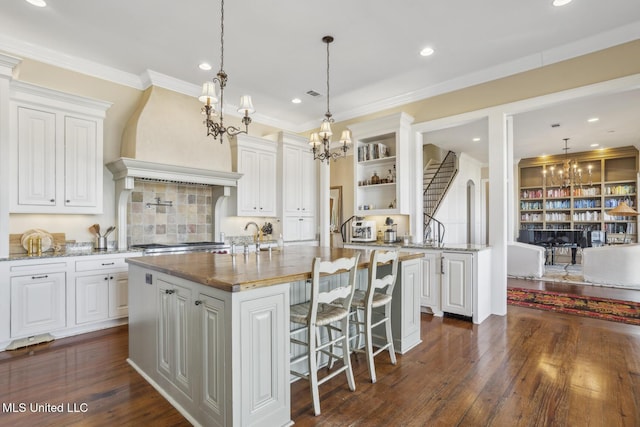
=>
[308,327,321,416]
[364,306,376,383]
[384,304,397,365]
[341,316,356,391]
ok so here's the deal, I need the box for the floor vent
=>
[5,333,54,350]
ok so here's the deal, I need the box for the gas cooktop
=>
[130,241,229,254]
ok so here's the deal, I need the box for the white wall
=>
[433,153,483,245]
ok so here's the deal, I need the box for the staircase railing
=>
[424,212,445,246]
[423,150,458,241]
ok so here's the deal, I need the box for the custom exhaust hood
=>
[106,86,242,248]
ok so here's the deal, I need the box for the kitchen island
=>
[126,246,423,427]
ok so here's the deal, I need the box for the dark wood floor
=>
[1,279,640,426]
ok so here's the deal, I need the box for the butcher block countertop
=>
[126,246,422,292]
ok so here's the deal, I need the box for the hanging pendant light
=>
[199,0,254,142]
[309,35,351,162]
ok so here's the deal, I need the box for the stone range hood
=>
[106,85,245,248]
[107,158,242,249]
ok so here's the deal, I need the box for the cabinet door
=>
[283,216,316,241]
[237,148,260,215]
[257,150,276,216]
[299,149,316,215]
[11,272,66,337]
[64,116,98,208]
[441,252,473,316]
[108,271,128,318]
[282,146,302,215]
[197,293,226,425]
[157,279,194,399]
[421,252,440,309]
[299,216,316,240]
[76,274,109,324]
[17,107,57,207]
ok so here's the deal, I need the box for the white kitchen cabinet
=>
[11,271,66,338]
[10,82,109,214]
[283,144,316,216]
[157,278,194,400]
[1,252,137,352]
[274,132,318,242]
[282,216,316,241]
[232,134,277,217]
[74,255,131,325]
[76,271,128,324]
[441,252,473,317]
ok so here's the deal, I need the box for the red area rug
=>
[507,287,640,326]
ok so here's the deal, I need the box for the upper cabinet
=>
[9,82,110,214]
[232,134,277,217]
[518,146,639,243]
[349,112,414,216]
[274,132,318,242]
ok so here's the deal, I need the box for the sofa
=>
[507,242,545,278]
[582,244,640,289]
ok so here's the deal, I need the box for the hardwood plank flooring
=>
[1,282,639,426]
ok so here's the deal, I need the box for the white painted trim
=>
[10,80,112,117]
[1,22,638,133]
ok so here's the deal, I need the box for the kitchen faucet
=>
[244,221,262,241]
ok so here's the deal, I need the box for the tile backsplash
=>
[127,180,212,246]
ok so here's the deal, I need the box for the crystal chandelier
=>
[308,36,351,162]
[543,138,592,187]
[199,0,254,142]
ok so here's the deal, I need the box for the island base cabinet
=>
[391,258,422,353]
[420,252,442,316]
[127,265,292,427]
[157,279,194,400]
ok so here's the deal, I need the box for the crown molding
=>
[0,21,638,133]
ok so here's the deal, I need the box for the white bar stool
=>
[289,253,360,416]
[350,249,399,383]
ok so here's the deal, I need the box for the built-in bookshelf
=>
[518,146,639,244]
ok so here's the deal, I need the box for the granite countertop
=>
[344,240,490,252]
[1,248,142,262]
[126,246,423,293]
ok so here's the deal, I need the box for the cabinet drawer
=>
[76,257,127,272]
[10,262,68,273]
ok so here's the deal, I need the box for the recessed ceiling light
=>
[420,47,435,57]
[590,143,599,147]
[552,0,572,6]
[472,137,481,142]
[25,0,47,7]
[291,98,302,104]
[587,117,599,123]
[198,63,212,71]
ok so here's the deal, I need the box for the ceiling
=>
[1,0,640,160]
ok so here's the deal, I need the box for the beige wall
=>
[4,39,640,244]
[323,39,640,223]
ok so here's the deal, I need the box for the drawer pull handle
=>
[32,275,48,280]
[165,289,175,295]
[102,262,115,266]
[104,277,108,281]
[195,300,203,306]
